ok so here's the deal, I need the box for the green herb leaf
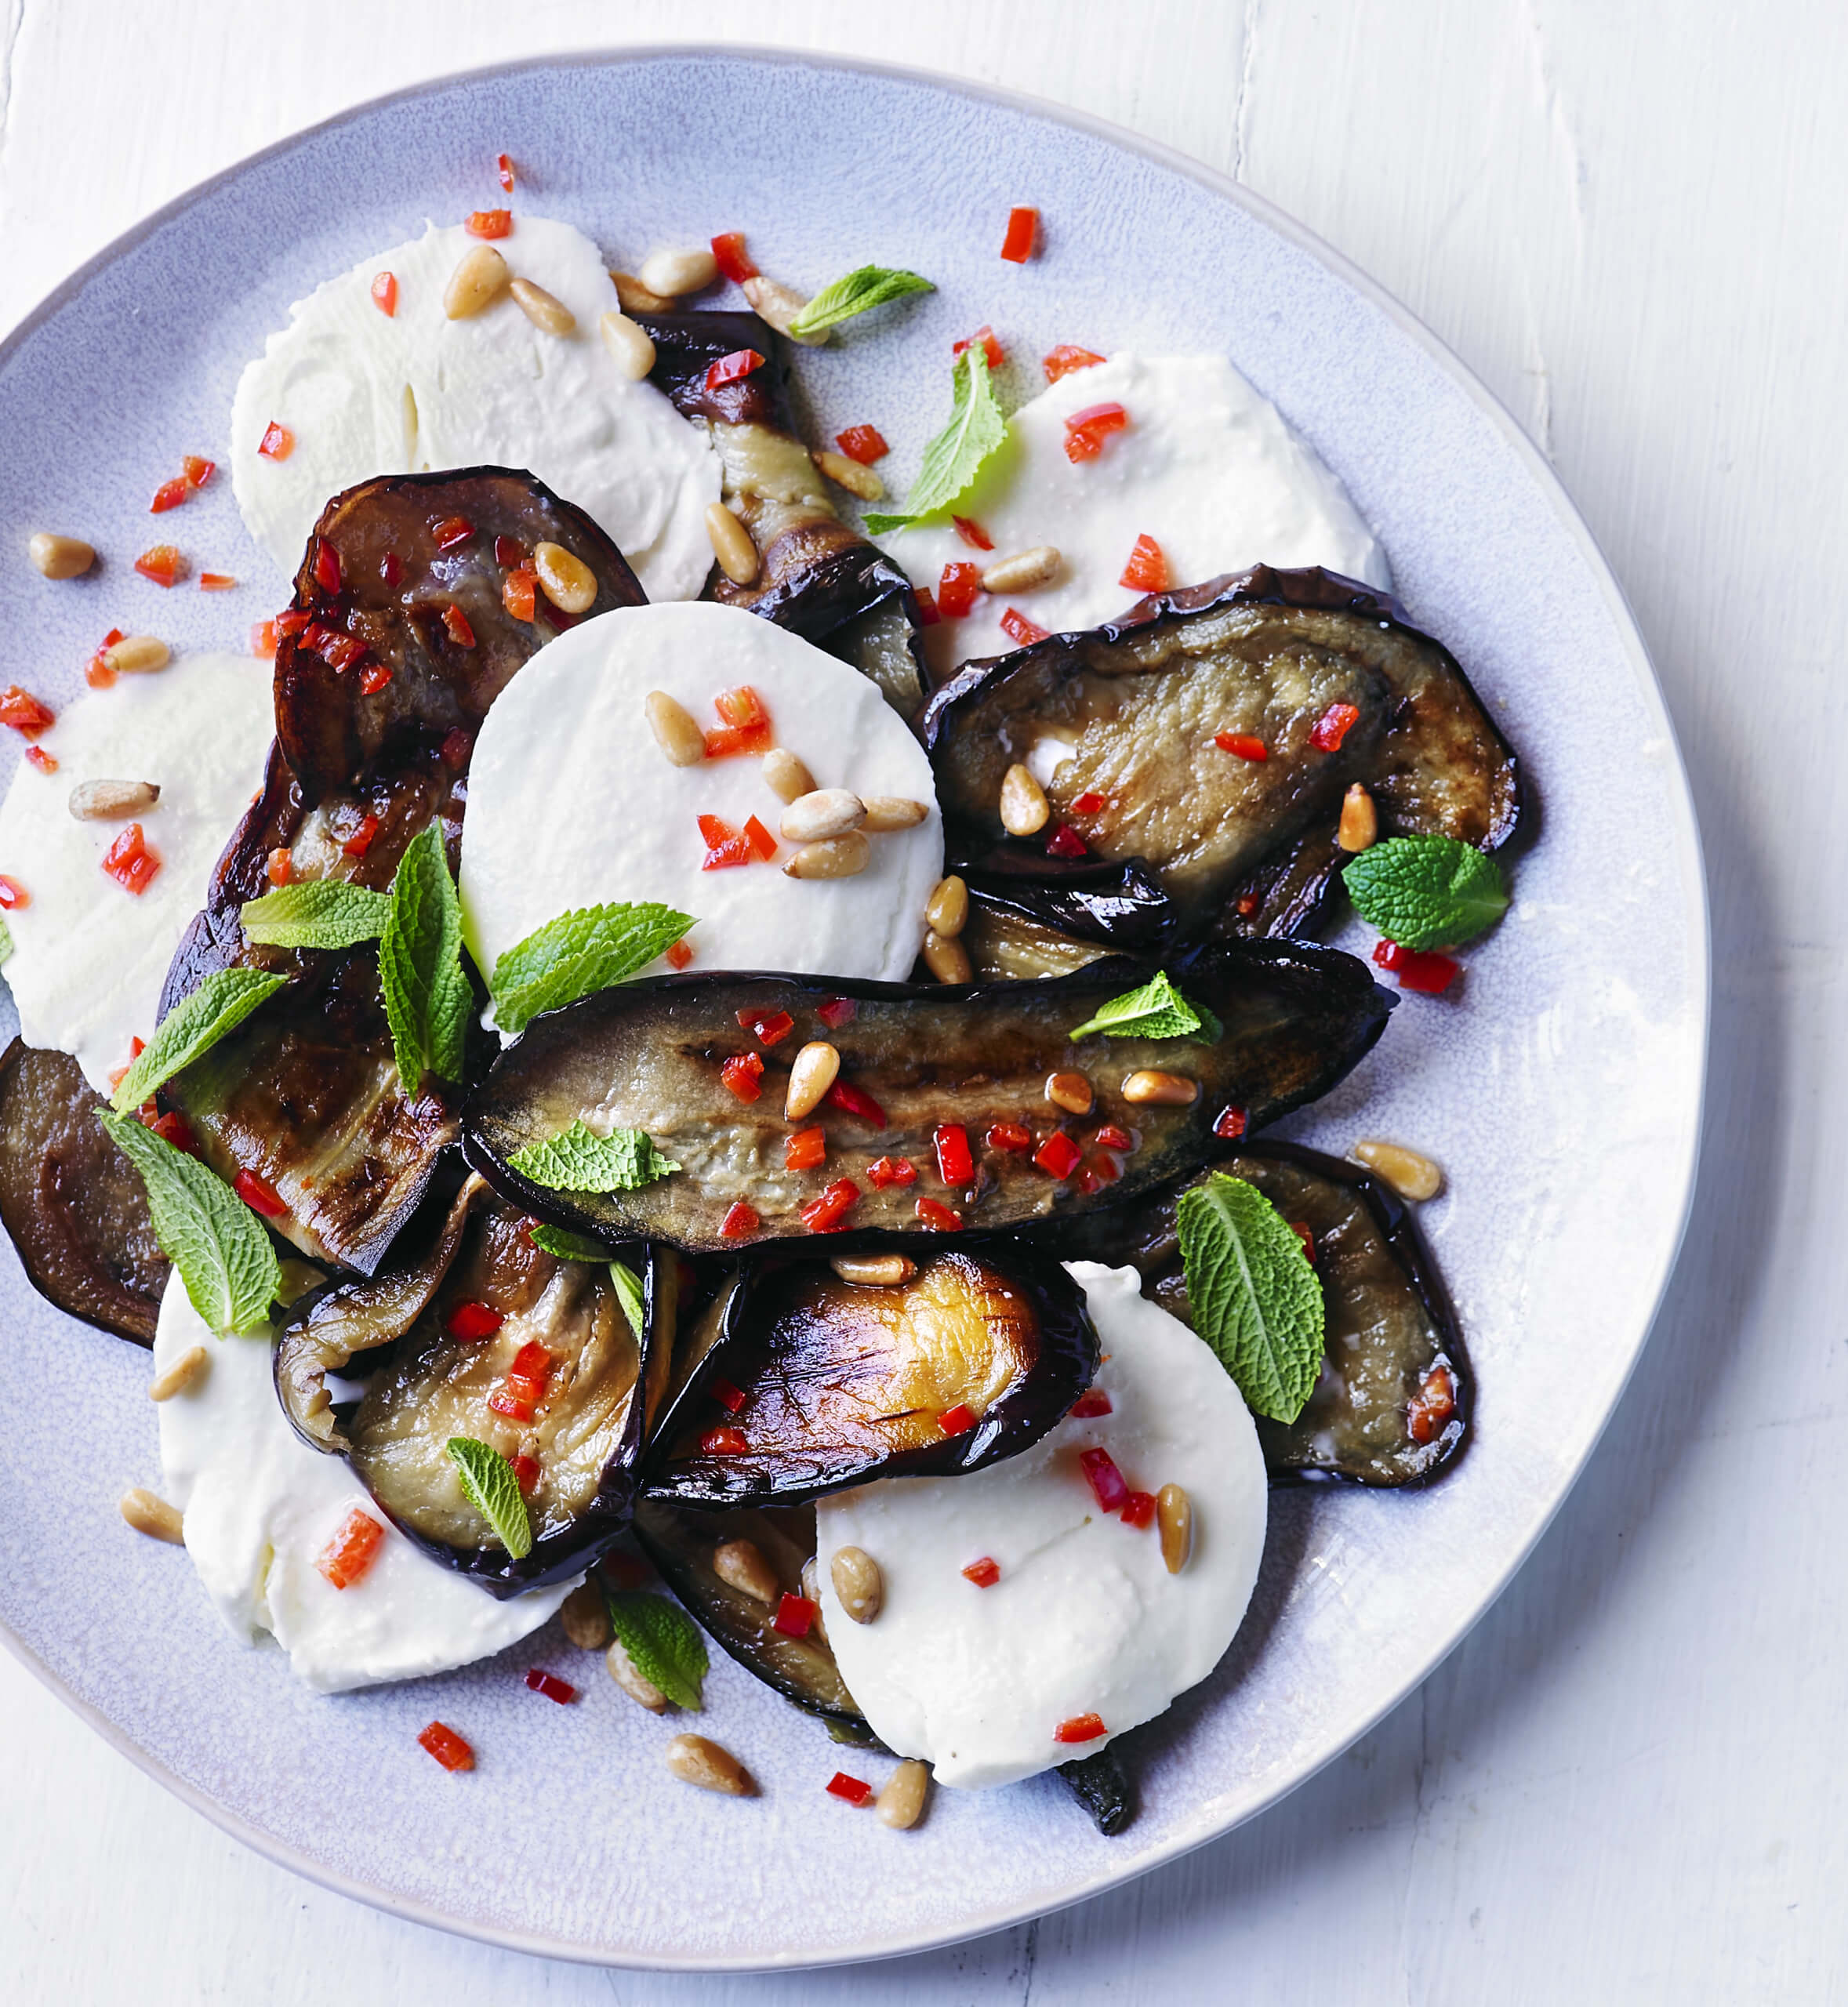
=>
[111,968,287,1116]
[863,344,1006,534]
[1067,971,1218,1043]
[0,915,13,966]
[786,264,935,339]
[1176,1171,1325,1423]
[605,1590,708,1711]
[378,824,470,1090]
[445,1437,533,1559]
[489,901,695,1036]
[1343,835,1510,951]
[98,1109,281,1334]
[609,1258,646,1341]
[508,1121,681,1194]
[240,879,391,951]
[527,1222,615,1261]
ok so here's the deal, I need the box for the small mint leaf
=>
[240,880,391,951]
[488,901,695,1036]
[609,1258,646,1341]
[0,915,13,966]
[111,967,286,1115]
[606,1590,708,1711]
[1344,836,1509,951]
[379,824,470,1089]
[509,1121,679,1194]
[786,265,934,339]
[527,1222,615,1261]
[445,1437,532,1559]
[1068,971,1214,1043]
[863,343,1005,533]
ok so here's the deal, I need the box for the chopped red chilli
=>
[1309,702,1360,752]
[1069,1388,1112,1418]
[342,812,379,858]
[313,539,342,593]
[722,1052,766,1102]
[710,1376,747,1416]
[868,1156,917,1189]
[1035,1131,1082,1179]
[251,620,278,659]
[720,1201,759,1239]
[1092,1123,1134,1152]
[101,824,160,895]
[1215,731,1268,761]
[785,1125,826,1171]
[914,586,941,626]
[199,572,238,592]
[440,726,473,768]
[938,1403,977,1437]
[359,663,392,695]
[986,1121,1033,1153]
[418,1722,474,1771]
[0,876,28,910]
[150,476,189,514]
[1043,343,1105,383]
[1121,1490,1156,1530]
[258,420,294,461]
[318,1508,385,1589]
[710,231,757,283]
[952,325,1005,371]
[1000,607,1050,647]
[914,1196,963,1232]
[496,152,514,192]
[466,209,512,238]
[953,515,994,551]
[801,1178,861,1232]
[266,847,292,886]
[372,270,398,316]
[817,997,858,1029]
[511,1454,540,1493]
[1373,940,1461,994]
[1000,205,1039,261]
[0,686,54,735]
[442,604,476,648]
[962,1556,1001,1588]
[665,940,695,971]
[1055,1713,1106,1744]
[1080,1446,1129,1513]
[826,1771,873,1806]
[737,1007,795,1047]
[1291,1220,1316,1263]
[705,347,766,391]
[1407,1366,1457,1444]
[699,813,753,869]
[937,562,982,619]
[1071,791,1106,815]
[433,515,474,550]
[825,1079,887,1127]
[1214,1105,1249,1141]
[134,544,186,586]
[183,455,214,488]
[234,1168,287,1218]
[502,566,537,621]
[1064,401,1129,463]
[772,1592,816,1639]
[24,746,55,775]
[703,1426,750,1455]
[149,1110,199,1156]
[1044,822,1087,858]
[834,425,888,464]
[1120,533,1167,593]
[933,1123,974,1186]
[445,1300,503,1341]
[743,814,778,862]
[525,1668,577,1704]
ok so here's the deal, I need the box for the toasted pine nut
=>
[120,1487,183,1543]
[1122,1070,1200,1107]
[1337,782,1378,853]
[69,779,160,822]
[800,1557,830,1645]
[761,748,816,803]
[1045,1071,1094,1115]
[742,274,826,344]
[29,532,94,579]
[445,244,510,319]
[664,1732,754,1795]
[1157,1483,1193,1573]
[860,796,928,833]
[877,1758,931,1831]
[509,277,576,336]
[1000,763,1050,837]
[784,833,870,880]
[712,1537,781,1606]
[147,1345,207,1402]
[814,449,884,502]
[532,540,597,614]
[561,1581,612,1650]
[922,931,971,985]
[925,875,968,938]
[645,690,707,768]
[706,503,759,586]
[785,1040,841,1120]
[831,1254,917,1287]
[1352,1138,1444,1202]
[104,634,169,675]
[830,1545,884,1624]
[981,546,1061,594]
[598,310,657,379]
[611,269,676,314]
[639,245,718,298]
[607,1636,669,1711]
[781,789,866,844]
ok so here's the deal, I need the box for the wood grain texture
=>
[2,0,1843,1999]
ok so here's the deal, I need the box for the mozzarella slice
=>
[459,601,942,996]
[0,654,274,1094]
[231,216,721,601]
[816,1261,1267,1790]
[883,352,1389,678]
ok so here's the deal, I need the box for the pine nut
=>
[29,532,94,579]
[104,634,169,675]
[712,1537,781,1606]
[561,1581,612,1650]
[1352,1138,1444,1202]
[922,931,971,985]
[608,1636,669,1711]
[611,270,676,314]
[761,748,815,803]
[1157,1483,1193,1573]
[925,875,968,938]
[742,274,826,344]
[598,310,657,380]
[814,449,884,502]
[706,503,759,585]
[120,1487,183,1543]
[877,1759,931,1831]
[1000,763,1050,837]
[533,540,597,614]
[781,789,865,844]
[639,245,718,298]
[800,1558,830,1645]
[830,1545,884,1624]
[981,546,1061,594]
[784,833,870,880]
[860,796,928,833]
[69,779,160,822]
[445,244,510,319]
[646,691,706,767]
[147,1345,207,1402]
[785,1040,841,1120]
[506,276,575,337]
[830,1254,917,1287]
[1337,782,1378,852]
[664,1732,755,1795]
[1045,1071,1094,1115]
[1122,1070,1200,1107]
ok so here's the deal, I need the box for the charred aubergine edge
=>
[463,941,1394,1253]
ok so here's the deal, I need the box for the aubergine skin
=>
[463,942,1392,1253]
[963,859,1178,981]
[0,1040,169,1345]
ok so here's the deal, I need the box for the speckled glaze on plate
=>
[0,46,1706,1971]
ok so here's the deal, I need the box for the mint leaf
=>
[489,901,695,1036]
[0,915,12,966]
[609,1258,646,1341]
[379,824,470,1089]
[445,1437,533,1559]
[1344,836,1509,951]
[786,264,934,339]
[98,1110,281,1334]
[1068,971,1218,1044]
[527,1222,614,1261]
[240,879,391,950]
[863,344,1006,534]
[1176,1172,1324,1423]
[606,1590,707,1711]
[111,967,287,1116]
[509,1121,680,1193]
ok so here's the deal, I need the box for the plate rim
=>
[0,38,1712,1973]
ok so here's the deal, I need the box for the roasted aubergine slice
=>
[922,564,1519,940]
[463,942,1392,1251]
[0,1040,169,1345]
[638,311,928,717]
[961,859,1176,981]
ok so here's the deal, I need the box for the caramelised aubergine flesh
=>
[464,942,1392,1251]
[922,565,1520,942]
[1069,1141,1469,1486]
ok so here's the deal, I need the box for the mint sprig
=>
[0,916,13,966]
[786,265,934,339]
[1068,971,1221,1044]
[1344,836,1509,951]
[379,824,470,1090]
[609,1258,646,1341]
[527,1222,614,1261]
[606,1590,708,1711]
[864,343,1006,534]
[509,1121,680,1194]
[488,901,695,1036]
[1176,1171,1324,1423]
[98,1110,281,1334]
[240,879,391,951]
[445,1437,533,1559]
[111,968,286,1116]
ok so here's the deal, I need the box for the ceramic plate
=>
[0,46,1706,1970]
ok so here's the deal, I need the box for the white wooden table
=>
[4,2,1842,1998]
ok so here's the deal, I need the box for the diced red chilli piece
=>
[150,476,190,514]
[825,1079,887,1127]
[933,1123,975,1186]
[275,610,310,636]
[234,1167,287,1218]
[801,1178,861,1233]
[1215,732,1268,762]
[440,726,473,768]
[962,1555,1001,1588]
[199,572,238,592]
[1000,607,1050,647]
[433,515,474,550]
[1071,791,1106,815]
[1080,1447,1129,1512]
[1309,702,1360,753]
[466,209,512,238]
[442,604,476,648]
[1043,344,1106,383]
[1214,1105,1249,1141]
[665,940,695,971]
[785,1128,825,1174]
[914,1196,962,1232]
[265,847,292,887]
[379,550,405,589]
[508,1340,551,1385]
[772,1592,816,1639]
[524,1667,577,1704]
[317,1508,385,1589]
[0,686,55,735]
[710,231,757,283]
[85,655,116,689]
[826,1770,873,1805]
[503,565,537,622]
[312,539,341,593]
[101,823,161,895]
[492,533,525,568]
[1069,1388,1112,1418]
[251,620,278,659]
[705,347,766,391]
[488,1389,533,1422]
[1121,1490,1156,1530]
[710,1376,747,1416]
[149,1110,199,1156]
[937,562,983,619]
[703,1424,750,1456]
[868,1155,917,1189]
[1291,1221,1316,1263]
[1044,822,1087,858]
[1035,1131,1082,1179]
[722,1051,766,1103]
[1119,533,1167,593]
[496,152,515,192]
[1000,205,1039,262]
[913,586,941,626]
[258,421,294,461]
[952,325,1005,371]
[938,1403,977,1437]
[183,455,215,488]
[1092,1123,1134,1152]
[445,1299,503,1341]
[537,593,579,635]
[834,424,889,464]
[134,544,186,586]
[1373,939,1460,993]
[699,811,752,870]
[342,812,380,858]
[1063,401,1130,463]
[24,746,56,775]
[713,684,768,731]
[1407,1366,1457,1444]
[359,662,392,695]
[719,1201,759,1239]
[953,515,994,551]
[511,1453,540,1494]
[743,814,778,862]
[1055,1713,1106,1744]
[1076,1163,1107,1196]
[737,1007,794,1047]
[703,721,774,760]
[986,1121,1033,1153]
[817,997,858,1029]
[371,270,398,316]
[418,1722,474,1771]
[0,876,28,910]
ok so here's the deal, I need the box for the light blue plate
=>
[0,46,1705,1970]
